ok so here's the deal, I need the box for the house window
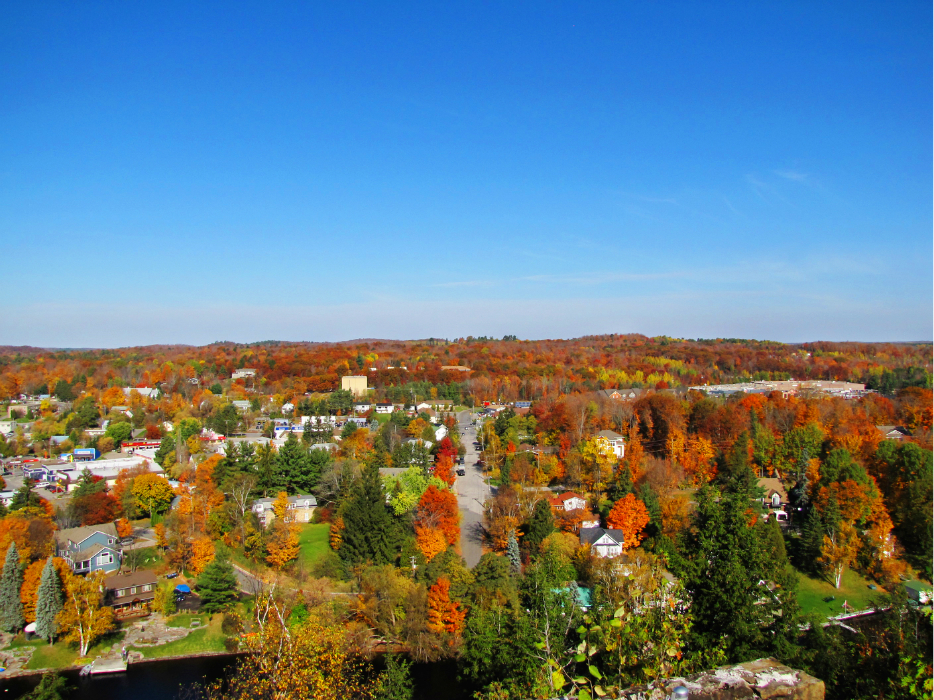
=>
[98,552,113,565]
[117,589,127,597]
[131,586,137,595]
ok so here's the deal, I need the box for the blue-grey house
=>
[55,523,123,574]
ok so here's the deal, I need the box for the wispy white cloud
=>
[773,169,809,182]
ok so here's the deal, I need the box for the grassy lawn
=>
[23,630,126,670]
[132,614,226,658]
[796,567,887,621]
[298,523,330,568]
[127,546,165,570]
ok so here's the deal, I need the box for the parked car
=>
[456,467,466,476]
[165,572,179,579]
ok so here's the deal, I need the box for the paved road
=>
[455,410,493,568]
[231,562,266,594]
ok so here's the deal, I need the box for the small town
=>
[0,337,929,700]
[1,2,930,699]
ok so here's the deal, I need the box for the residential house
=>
[876,425,911,441]
[104,570,158,617]
[232,368,257,380]
[594,430,626,459]
[434,425,448,441]
[232,400,252,413]
[252,495,318,526]
[354,402,373,413]
[375,402,394,414]
[596,388,643,401]
[55,523,122,574]
[580,528,627,558]
[0,491,15,507]
[123,387,160,400]
[416,399,454,412]
[904,580,932,605]
[757,478,788,509]
[440,365,471,373]
[549,492,587,512]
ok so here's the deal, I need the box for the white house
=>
[123,387,160,400]
[434,425,448,442]
[252,495,318,526]
[549,492,587,512]
[232,369,257,380]
[580,528,627,558]
[594,430,626,459]
[375,403,394,414]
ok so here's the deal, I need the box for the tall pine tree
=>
[682,486,800,662]
[35,557,63,643]
[196,557,239,613]
[274,433,310,493]
[523,499,554,554]
[339,461,399,565]
[0,543,25,632]
[507,530,521,573]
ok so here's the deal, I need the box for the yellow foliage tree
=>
[819,521,861,589]
[189,536,215,575]
[57,571,115,657]
[414,525,448,562]
[273,491,291,523]
[266,521,300,570]
[202,617,380,700]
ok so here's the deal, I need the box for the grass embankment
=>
[297,523,330,569]
[132,614,226,659]
[19,631,126,670]
[796,567,886,621]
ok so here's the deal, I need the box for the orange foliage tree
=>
[115,518,133,539]
[189,536,215,575]
[266,521,300,569]
[606,494,650,549]
[414,526,448,562]
[426,577,465,635]
[0,511,54,563]
[433,454,456,488]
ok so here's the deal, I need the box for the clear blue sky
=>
[1,2,930,347]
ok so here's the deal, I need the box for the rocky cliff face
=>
[615,658,825,700]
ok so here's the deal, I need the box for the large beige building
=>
[341,375,368,398]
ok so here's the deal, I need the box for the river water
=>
[1,656,239,700]
[0,655,468,700]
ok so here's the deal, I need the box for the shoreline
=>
[0,650,244,681]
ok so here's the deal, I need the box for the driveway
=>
[455,410,493,568]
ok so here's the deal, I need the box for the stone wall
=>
[617,658,824,700]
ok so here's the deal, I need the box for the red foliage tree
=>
[415,485,460,547]
[73,491,120,525]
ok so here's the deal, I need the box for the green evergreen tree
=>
[338,461,399,565]
[154,434,176,467]
[377,653,414,700]
[716,432,760,496]
[637,481,662,539]
[196,558,240,613]
[255,443,276,497]
[71,468,104,499]
[506,530,521,573]
[274,433,310,493]
[0,543,25,632]
[681,486,801,662]
[798,507,824,575]
[10,480,42,512]
[35,557,63,644]
[21,672,70,700]
[607,464,635,503]
[523,499,554,554]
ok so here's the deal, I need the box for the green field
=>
[297,523,331,568]
[795,567,887,621]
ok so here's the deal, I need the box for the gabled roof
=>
[756,478,787,501]
[551,491,585,504]
[595,430,624,440]
[105,570,158,590]
[876,425,910,437]
[55,523,118,547]
[580,527,625,546]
